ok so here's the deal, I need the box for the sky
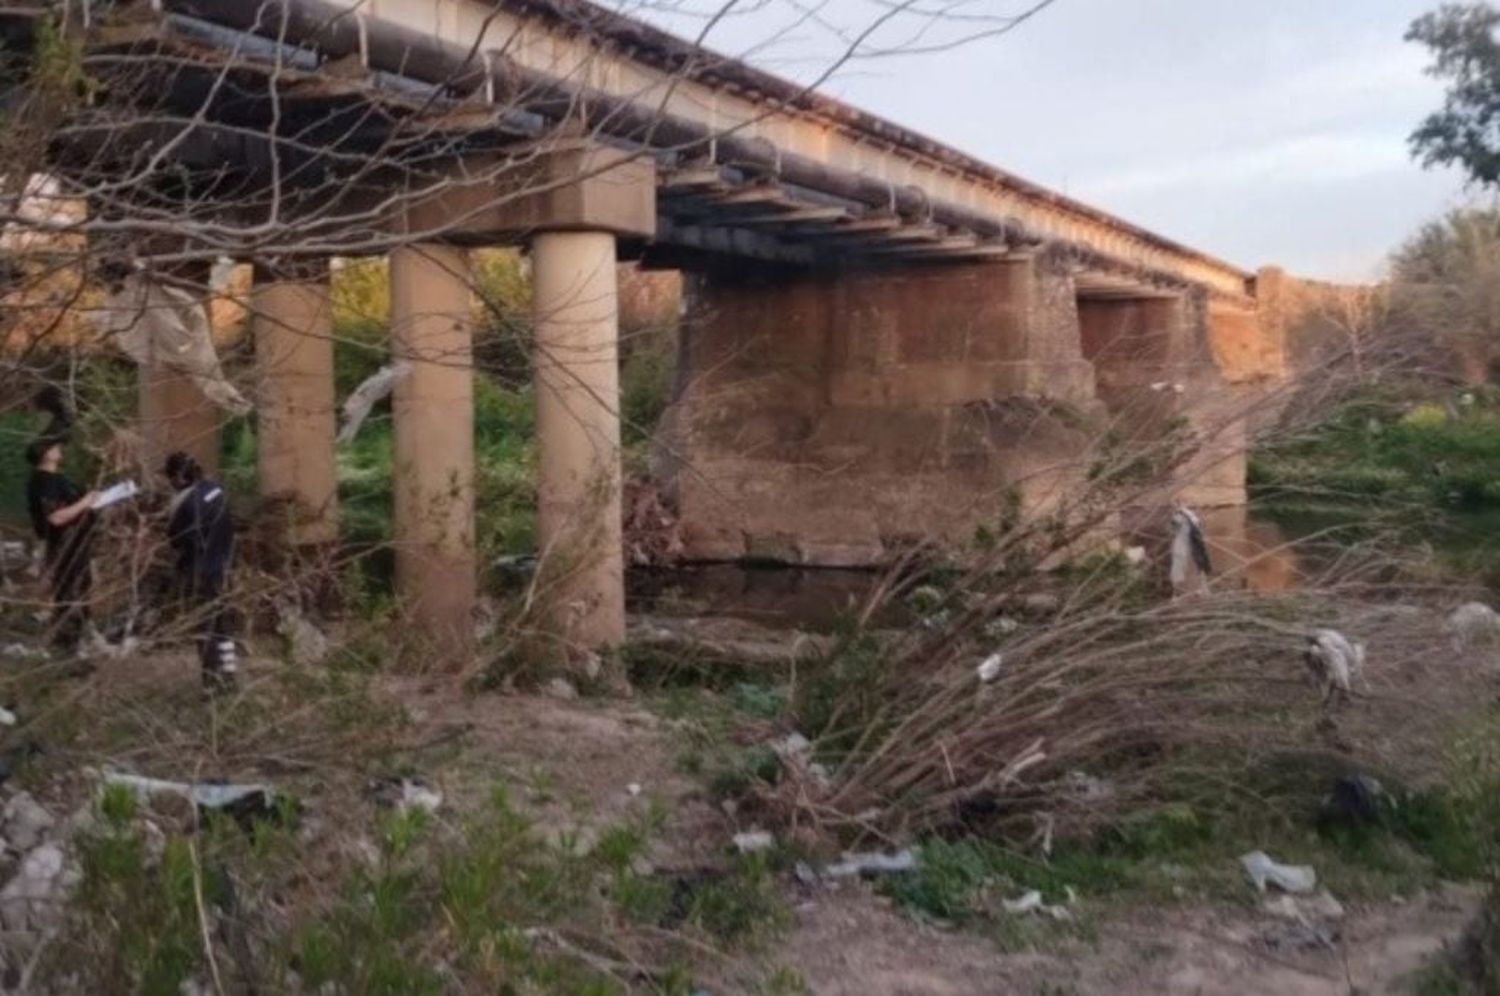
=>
[632,0,1474,280]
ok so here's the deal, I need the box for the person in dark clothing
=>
[25,437,97,653]
[163,451,237,687]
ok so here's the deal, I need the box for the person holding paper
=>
[163,451,238,689]
[24,437,98,654]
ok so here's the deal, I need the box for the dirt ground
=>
[384,680,1484,996]
[28,643,1488,996]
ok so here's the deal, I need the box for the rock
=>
[1449,602,1500,648]
[1261,921,1337,954]
[0,843,74,932]
[3,793,55,852]
[276,602,330,666]
[544,678,579,701]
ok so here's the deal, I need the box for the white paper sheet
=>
[91,480,140,510]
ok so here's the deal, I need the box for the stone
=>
[3,793,55,852]
[0,842,73,932]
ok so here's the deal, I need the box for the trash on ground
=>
[101,771,282,827]
[1322,773,1387,826]
[367,777,443,814]
[976,653,1003,683]
[1001,888,1073,921]
[1240,850,1317,894]
[1063,770,1114,802]
[0,705,16,728]
[824,849,918,878]
[732,830,774,854]
[544,678,579,701]
[1124,545,1149,566]
[771,732,813,761]
[0,643,49,663]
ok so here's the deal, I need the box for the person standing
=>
[24,437,97,654]
[163,451,237,688]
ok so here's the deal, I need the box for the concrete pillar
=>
[252,260,337,545]
[138,264,222,478]
[531,231,626,649]
[389,243,476,656]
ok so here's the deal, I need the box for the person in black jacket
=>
[25,437,97,654]
[163,451,237,688]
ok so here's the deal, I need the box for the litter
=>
[824,849,917,878]
[771,733,813,761]
[1240,850,1317,894]
[337,362,411,444]
[976,653,1003,683]
[1000,888,1073,920]
[91,273,251,416]
[626,783,643,797]
[732,831,774,854]
[100,771,281,827]
[368,777,443,814]
[1124,545,1148,566]
[0,706,15,728]
[1063,770,1114,802]
[0,644,49,663]
[1002,889,1043,914]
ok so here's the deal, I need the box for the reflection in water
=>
[1124,505,1307,594]
[1200,506,1304,593]
[630,507,1318,632]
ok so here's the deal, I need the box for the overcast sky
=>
[636,0,1474,280]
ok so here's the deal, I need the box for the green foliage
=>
[62,781,782,994]
[1408,3,1500,186]
[1253,386,1500,511]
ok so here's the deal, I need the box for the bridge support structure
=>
[388,242,479,657]
[252,259,339,548]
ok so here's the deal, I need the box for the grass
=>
[40,675,791,995]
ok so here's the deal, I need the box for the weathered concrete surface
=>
[661,260,1103,565]
[389,242,477,657]
[252,260,338,546]
[533,231,627,648]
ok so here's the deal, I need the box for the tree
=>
[1409,3,1500,185]
[1390,208,1500,381]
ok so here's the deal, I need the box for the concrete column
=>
[531,231,625,649]
[389,243,476,656]
[138,264,222,478]
[252,260,337,545]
